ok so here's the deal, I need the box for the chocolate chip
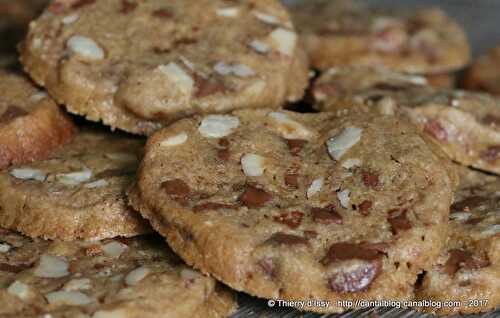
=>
[257,258,275,277]
[284,173,299,188]
[362,171,379,189]
[193,202,237,213]
[239,185,272,208]
[322,242,383,265]
[120,0,137,13]
[423,120,448,141]
[451,196,487,213]
[359,200,373,216]
[0,262,33,273]
[481,145,500,162]
[328,259,382,293]
[152,8,173,18]
[273,211,304,229]
[311,206,342,225]
[162,179,190,205]
[265,232,309,246]
[72,0,95,9]
[286,139,306,155]
[0,105,28,124]
[444,249,490,276]
[387,209,412,234]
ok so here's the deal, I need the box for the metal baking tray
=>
[232,1,500,317]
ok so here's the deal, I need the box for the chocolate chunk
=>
[152,8,173,18]
[265,232,309,246]
[161,179,190,205]
[273,211,304,229]
[372,82,409,91]
[0,262,33,273]
[95,168,135,179]
[387,209,412,234]
[257,258,275,277]
[194,75,227,98]
[423,120,448,141]
[451,196,487,213]
[284,173,299,188]
[0,105,28,124]
[286,139,306,155]
[481,145,500,162]
[359,200,373,216]
[311,206,342,225]
[193,202,237,213]
[444,249,490,276]
[120,0,137,13]
[362,171,379,189]
[359,242,391,254]
[328,259,382,293]
[72,0,96,9]
[239,185,272,208]
[322,242,383,265]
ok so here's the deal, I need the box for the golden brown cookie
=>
[0,229,236,318]
[292,0,470,73]
[464,46,500,96]
[130,109,455,314]
[0,129,150,241]
[416,169,500,315]
[0,71,76,169]
[313,66,500,175]
[21,0,309,135]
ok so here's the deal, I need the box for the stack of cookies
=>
[0,0,498,317]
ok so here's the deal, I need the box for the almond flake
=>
[158,62,194,95]
[327,127,363,160]
[0,243,11,253]
[269,28,297,56]
[67,35,104,60]
[198,115,240,138]
[7,281,31,300]
[249,40,270,54]
[102,241,128,258]
[34,254,69,278]
[160,132,188,147]
[267,112,314,140]
[10,168,46,181]
[253,11,280,25]
[216,7,239,17]
[241,154,266,177]
[125,266,150,286]
[62,14,79,25]
[45,291,93,306]
[214,62,255,77]
[341,158,362,170]
[337,189,351,208]
[307,178,324,199]
[64,278,92,291]
[84,179,108,189]
[56,167,92,185]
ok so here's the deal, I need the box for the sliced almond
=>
[327,127,363,160]
[241,154,266,177]
[267,112,314,140]
[34,254,69,278]
[198,115,240,138]
[67,35,104,60]
[160,132,188,147]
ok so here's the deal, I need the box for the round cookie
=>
[0,229,236,318]
[0,71,76,169]
[415,170,500,315]
[291,0,470,73]
[130,109,456,313]
[312,66,500,175]
[21,0,309,136]
[0,129,150,241]
[464,46,500,96]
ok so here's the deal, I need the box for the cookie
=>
[415,169,500,315]
[291,0,470,73]
[424,73,455,89]
[0,129,150,241]
[313,66,500,175]
[129,109,456,313]
[464,46,500,96]
[0,71,76,169]
[0,229,236,318]
[20,0,309,135]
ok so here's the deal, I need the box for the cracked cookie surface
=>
[130,109,455,313]
[21,0,308,135]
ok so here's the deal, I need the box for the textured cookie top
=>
[292,0,470,73]
[0,129,149,240]
[21,0,308,135]
[416,170,500,315]
[135,109,454,312]
[0,229,236,318]
[312,66,500,174]
[464,46,500,96]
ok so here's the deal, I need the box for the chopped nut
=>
[125,266,150,286]
[198,115,240,138]
[241,154,266,177]
[160,132,188,147]
[34,254,69,278]
[307,178,324,199]
[327,127,363,160]
[67,35,104,60]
